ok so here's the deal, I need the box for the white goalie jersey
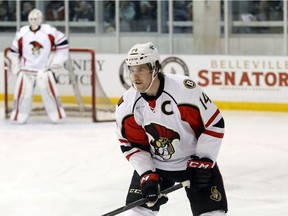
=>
[10,23,69,70]
[8,23,69,124]
[116,74,225,176]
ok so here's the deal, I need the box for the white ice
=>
[0,110,287,216]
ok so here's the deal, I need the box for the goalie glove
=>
[186,156,214,189]
[140,171,168,208]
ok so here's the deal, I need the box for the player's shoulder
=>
[117,87,139,107]
[165,73,197,91]
[40,24,57,33]
[163,73,201,104]
[41,24,54,29]
[116,87,140,114]
[17,25,30,36]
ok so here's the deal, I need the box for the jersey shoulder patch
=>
[183,79,196,89]
[117,96,124,106]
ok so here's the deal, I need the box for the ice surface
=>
[0,110,287,216]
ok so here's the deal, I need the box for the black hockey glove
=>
[186,156,214,189]
[140,171,168,208]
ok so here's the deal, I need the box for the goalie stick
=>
[101,180,190,216]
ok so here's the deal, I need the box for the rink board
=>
[1,52,287,112]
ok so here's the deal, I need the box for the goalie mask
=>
[125,42,160,92]
[28,9,43,30]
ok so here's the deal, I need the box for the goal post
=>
[4,47,115,122]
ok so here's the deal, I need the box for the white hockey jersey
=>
[116,74,225,176]
[10,24,69,70]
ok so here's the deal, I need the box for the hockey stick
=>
[101,180,190,216]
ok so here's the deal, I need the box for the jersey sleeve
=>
[10,26,31,57]
[115,93,156,176]
[9,28,26,74]
[10,30,22,57]
[49,26,69,69]
[178,80,225,162]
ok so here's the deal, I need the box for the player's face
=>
[129,64,152,93]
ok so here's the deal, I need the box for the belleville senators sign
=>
[0,53,287,111]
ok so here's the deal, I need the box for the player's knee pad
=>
[36,69,66,123]
[124,206,158,216]
[10,72,36,124]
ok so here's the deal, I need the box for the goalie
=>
[7,8,68,124]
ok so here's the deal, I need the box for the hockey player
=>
[115,42,228,216]
[8,8,68,124]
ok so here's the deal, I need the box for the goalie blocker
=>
[10,69,66,124]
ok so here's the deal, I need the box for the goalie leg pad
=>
[36,70,66,123]
[10,72,36,124]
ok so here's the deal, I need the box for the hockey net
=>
[4,48,115,122]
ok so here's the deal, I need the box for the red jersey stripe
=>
[205,109,220,128]
[126,149,140,160]
[119,139,129,143]
[203,129,224,138]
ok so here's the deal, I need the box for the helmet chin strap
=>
[132,69,157,93]
[143,68,158,93]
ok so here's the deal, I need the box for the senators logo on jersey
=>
[29,41,43,55]
[145,123,180,160]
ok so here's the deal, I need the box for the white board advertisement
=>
[98,54,288,104]
[1,52,287,106]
